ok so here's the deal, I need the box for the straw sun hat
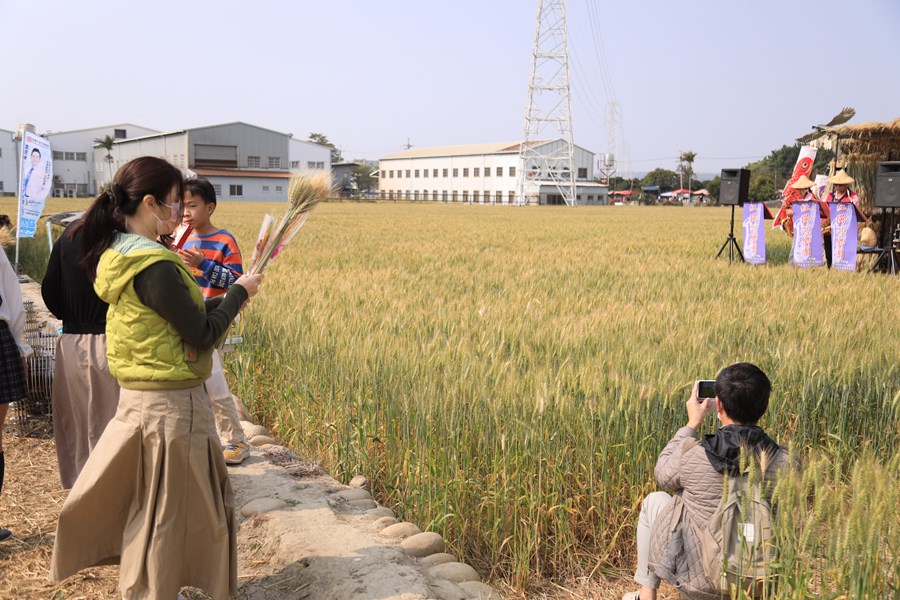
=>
[829,170,855,185]
[789,175,815,190]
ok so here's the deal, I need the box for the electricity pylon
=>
[515,0,577,206]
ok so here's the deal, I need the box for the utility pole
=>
[515,0,577,206]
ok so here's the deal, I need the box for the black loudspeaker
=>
[720,168,750,205]
[875,162,900,208]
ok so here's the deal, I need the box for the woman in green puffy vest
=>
[49,156,263,600]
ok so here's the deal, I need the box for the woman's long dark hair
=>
[77,157,184,280]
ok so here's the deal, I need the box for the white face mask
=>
[154,199,182,236]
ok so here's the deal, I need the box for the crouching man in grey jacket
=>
[622,363,791,600]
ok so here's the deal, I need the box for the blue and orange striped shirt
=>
[182,229,243,299]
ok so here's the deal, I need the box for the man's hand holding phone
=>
[687,380,716,430]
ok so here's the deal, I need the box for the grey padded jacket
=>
[647,426,791,600]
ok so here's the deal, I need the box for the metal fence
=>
[12,299,57,436]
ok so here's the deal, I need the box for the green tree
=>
[351,161,377,195]
[640,168,679,191]
[308,133,342,163]
[704,176,721,202]
[93,135,115,179]
[679,150,697,193]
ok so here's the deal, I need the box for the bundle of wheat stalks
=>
[247,171,332,275]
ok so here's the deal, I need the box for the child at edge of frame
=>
[177,176,252,465]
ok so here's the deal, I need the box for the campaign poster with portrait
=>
[829,202,859,272]
[17,132,53,238]
[742,203,766,265]
[791,201,824,268]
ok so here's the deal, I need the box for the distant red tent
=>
[610,190,633,195]
[671,188,692,195]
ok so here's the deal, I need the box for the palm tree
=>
[94,135,115,181]
[679,150,697,202]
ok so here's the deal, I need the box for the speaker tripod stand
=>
[870,207,898,275]
[716,205,744,263]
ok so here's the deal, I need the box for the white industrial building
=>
[378,140,607,205]
[47,124,161,197]
[0,128,15,196]
[98,122,331,202]
[289,137,330,173]
[2,121,331,201]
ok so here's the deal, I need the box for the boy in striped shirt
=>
[177,177,251,464]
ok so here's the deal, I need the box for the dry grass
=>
[0,423,119,599]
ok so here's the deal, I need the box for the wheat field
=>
[4,198,898,596]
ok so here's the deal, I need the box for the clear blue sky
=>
[1,0,897,177]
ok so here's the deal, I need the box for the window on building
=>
[463,168,469,177]
[276,185,283,192]
[389,170,394,178]
[0,182,3,192]
[291,161,300,169]
[53,151,63,160]
[389,191,394,200]
[578,167,588,179]
[462,191,469,202]
[432,191,438,201]
[442,191,448,201]
[405,170,411,178]
[508,191,515,203]
[496,167,503,176]
[114,129,127,139]
[65,152,75,161]
[76,152,87,161]
[423,169,429,178]
[263,186,270,192]
[405,191,410,200]
[452,191,458,202]
[474,167,480,177]
[588,195,594,201]
[268,157,281,168]
[415,169,420,178]
[432,169,438,177]
[229,185,243,197]
[495,191,502,203]
[485,167,491,177]
[316,162,325,169]
[398,170,402,178]
[213,184,222,196]
[452,168,458,177]
[442,168,448,177]
[248,156,261,168]
[473,191,479,203]
[509,166,516,177]
[414,191,419,201]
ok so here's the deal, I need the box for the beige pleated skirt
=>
[49,385,237,600]
[51,333,120,489]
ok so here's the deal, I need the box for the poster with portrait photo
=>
[18,132,53,238]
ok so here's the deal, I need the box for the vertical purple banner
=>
[829,202,858,272]
[791,201,824,267]
[742,203,766,264]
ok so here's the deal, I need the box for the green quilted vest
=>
[94,232,212,389]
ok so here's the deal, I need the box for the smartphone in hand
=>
[697,380,716,400]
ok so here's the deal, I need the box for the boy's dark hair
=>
[184,177,217,205]
[715,362,770,424]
